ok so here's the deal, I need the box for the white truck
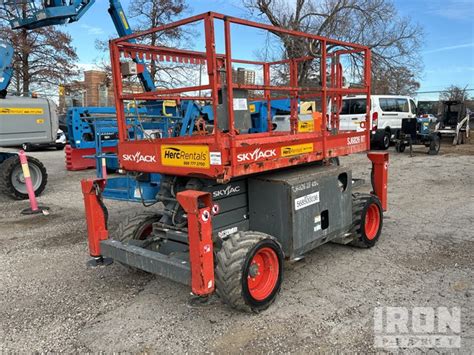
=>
[339,95,418,149]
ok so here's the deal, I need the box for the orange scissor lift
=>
[82,12,388,312]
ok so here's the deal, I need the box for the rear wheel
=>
[0,155,47,200]
[349,193,383,248]
[395,141,405,153]
[379,131,390,150]
[215,231,284,313]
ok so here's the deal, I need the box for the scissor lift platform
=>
[109,12,372,181]
[82,12,389,313]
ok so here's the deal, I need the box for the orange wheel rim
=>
[247,247,279,301]
[364,203,380,240]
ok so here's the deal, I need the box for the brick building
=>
[58,70,141,113]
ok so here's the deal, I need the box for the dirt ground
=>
[0,140,473,353]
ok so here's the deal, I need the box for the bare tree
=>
[373,66,420,96]
[128,0,190,88]
[129,0,187,43]
[243,0,423,95]
[94,0,191,89]
[439,85,469,102]
[0,11,78,96]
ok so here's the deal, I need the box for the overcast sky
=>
[63,0,474,100]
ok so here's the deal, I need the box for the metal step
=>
[100,239,191,285]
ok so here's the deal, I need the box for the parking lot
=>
[0,142,473,353]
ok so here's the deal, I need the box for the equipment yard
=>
[1,142,472,353]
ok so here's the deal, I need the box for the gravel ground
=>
[0,141,473,353]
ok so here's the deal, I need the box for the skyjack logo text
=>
[237,148,277,162]
[122,152,157,163]
[213,185,241,198]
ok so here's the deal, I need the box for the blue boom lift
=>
[2,0,168,202]
[0,40,13,99]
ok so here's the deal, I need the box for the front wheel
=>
[349,193,383,248]
[113,211,163,271]
[428,135,441,155]
[115,211,162,243]
[215,231,284,313]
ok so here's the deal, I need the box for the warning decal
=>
[0,107,44,115]
[281,143,313,157]
[298,120,314,132]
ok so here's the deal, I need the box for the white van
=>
[338,95,417,149]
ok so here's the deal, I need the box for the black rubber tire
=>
[215,231,284,313]
[349,193,383,248]
[395,142,405,153]
[379,131,390,150]
[113,211,163,271]
[329,157,340,166]
[428,135,441,155]
[115,211,162,243]
[0,155,48,200]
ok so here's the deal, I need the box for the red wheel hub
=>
[364,203,380,240]
[247,247,279,301]
[138,224,153,240]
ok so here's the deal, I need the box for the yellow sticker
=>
[249,104,256,113]
[162,100,177,117]
[119,11,130,30]
[161,145,209,168]
[0,107,44,115]
[36,119,45,124]
[300,101,316,114]
[298,120,314,132]
[281,143,313,157]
